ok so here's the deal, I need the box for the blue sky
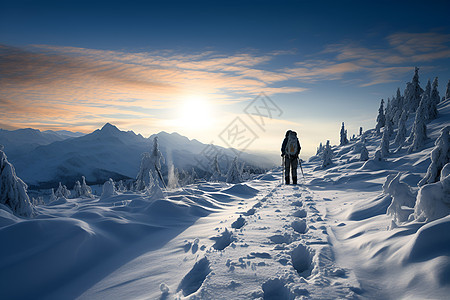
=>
[1,0,450,157]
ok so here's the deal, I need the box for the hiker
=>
[281,130,301,184]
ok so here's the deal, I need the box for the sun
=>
[178,95,214,129]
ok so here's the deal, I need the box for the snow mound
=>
[401,215,450,264]
[414,163,450,222]
[222,183,259,198]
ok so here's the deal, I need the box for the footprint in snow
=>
[231,215,246,229]
[291,200,303,207]
[268,233,292,244]
[262,278,294,300]
[211,228,235,250]
[291,219,308,234]
[177,257,211,296]
[292,209,307,218]
[291,244,313,278]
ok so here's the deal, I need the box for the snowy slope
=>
[0,101,449,299]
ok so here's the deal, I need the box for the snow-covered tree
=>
[322,140,333,168]
[101,178,117,198]
[404,67,423,113]
[414,163,450,222]
[316,142,324,155]
[145,171,164,199]
[418,126,450,186]
[428,77,439,120]
[210,155,222,182]
[117,180,127,192]
[446,79,450,100]
[421,79,431,121]
[394,110,408,147]
[385,98,395,134]
[392,88,404,124]
[136,137,166,190]
[375,99,385,134]
[340,122,349,146]
[226,157,242,183]
[136,152,152,191]
[359,127,363,136]
[72,180,82,198]
[385,173,416,223]
[0,150,34,216]
[360,140,369,161]
[408,96,428,153]
[49,188,57,203]
[55,182,71,198]
[379,127,390,158]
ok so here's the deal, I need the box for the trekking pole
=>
[281,156,284,185]
[298,158,305,183]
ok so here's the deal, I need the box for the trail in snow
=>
[72,169,361,300]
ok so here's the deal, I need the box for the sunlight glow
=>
[178,95,214,129]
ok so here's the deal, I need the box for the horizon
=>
[1,0,450,158]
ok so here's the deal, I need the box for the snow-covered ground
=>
[1,101,449,298]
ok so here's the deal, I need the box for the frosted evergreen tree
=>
[360,139,369,161]
[101,178,117,198]
[359,127,363,136]
[55,182,71,198]
[210,155,222,182]
[117,180,127,192]
[72,181,82,198]
[421,79,432,121]
[226,157,242,183]
[145,171,164,199]
[446,79,450,100]
[150,136,165,188]
[418,126,450,186]
[136,152,152,191]
[379,127,390,157]
[80,176,93,197]
[428,77,439,120]
[190,167,198,183]
[136,137,166,190]
[384,102,394,137]
[408,97,428,153]
[404,67,423,113]
[340,122,349,146]
[375,99,385,134]
[385,98,394,131]
[49,188,57,203]
[394,110,408,147]
[392,88,403,124]
[0,150,34,216]
[322,140,333,168]
[316,142,324,155]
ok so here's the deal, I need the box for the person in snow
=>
[281,130,301,184]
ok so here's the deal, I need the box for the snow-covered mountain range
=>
[2,123,275,189]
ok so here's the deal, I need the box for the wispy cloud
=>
[0,44,304,132]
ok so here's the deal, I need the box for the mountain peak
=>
[100,123,120,133]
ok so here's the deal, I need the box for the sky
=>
[1,0,450,158]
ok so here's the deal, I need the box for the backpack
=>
[285,131,298,156]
